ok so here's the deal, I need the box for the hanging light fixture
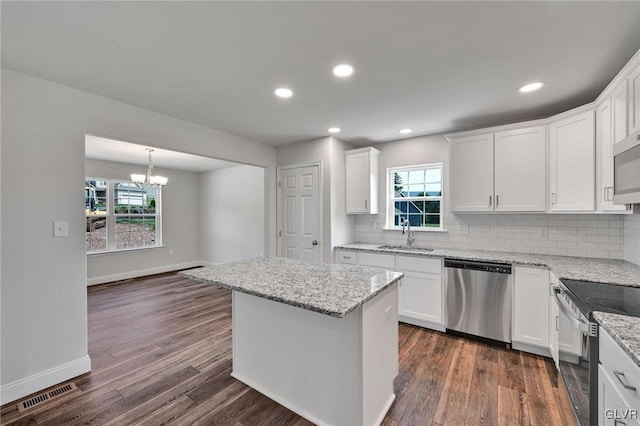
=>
[131,148,168,188]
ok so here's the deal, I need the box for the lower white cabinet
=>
[512,267,550,352]
[335,250,444,331]
[396,256,443,330]
[599,327,640,426]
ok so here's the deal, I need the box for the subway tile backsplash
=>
[624,210,640,265]
[355,213,626,259]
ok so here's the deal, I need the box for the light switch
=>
[53,221,68,237]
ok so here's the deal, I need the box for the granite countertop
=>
[594,312,640,368]
[180,257,403,318]
[335,243,640,288]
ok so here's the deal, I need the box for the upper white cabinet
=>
[345,147,379,214]
[450,134,494,212]
[629,63,640,135]
[596,97,629,212]
[450,126,546,212]
[494,127,546,211]
[549,110,595,212]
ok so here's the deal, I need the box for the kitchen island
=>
[181,257,403,426]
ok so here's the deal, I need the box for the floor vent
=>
[18,382,77,412]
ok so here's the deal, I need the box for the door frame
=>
[276,161,324,263]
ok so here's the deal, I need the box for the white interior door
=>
[279,165,321,262]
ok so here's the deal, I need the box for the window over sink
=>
[386,163,443,231]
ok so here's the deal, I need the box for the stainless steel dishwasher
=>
[444,259,512,344]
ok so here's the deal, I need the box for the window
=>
[86,178,161,253]
[387,163,443,230]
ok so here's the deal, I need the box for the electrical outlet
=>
[458,224,469,235]
[538,228,548,239]
[53,221,68,237]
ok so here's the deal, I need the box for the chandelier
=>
[131,148,168,189]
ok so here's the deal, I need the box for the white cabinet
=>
[334,250,444,332]
[512,267,550,350]
[396,256,443,330]
[598,327,640,426]
[613,80,629,144]
[345,147,379,214]
[629,64,640,136]
[549,110,595,211]
[450,127,546,212]
[450,133,494,212]
[494,126,546,211]
[597,98,629,212]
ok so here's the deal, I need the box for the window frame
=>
[386,163,444,232]
[85,177,163,254]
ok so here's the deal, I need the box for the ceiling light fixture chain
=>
[131,148,168,189]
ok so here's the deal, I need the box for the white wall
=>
[330,137,355,248]
[0,69,277,404]
[353,134,627,260]
[624,207,640,265]
[200,165,265,263]
[85,159,202,284]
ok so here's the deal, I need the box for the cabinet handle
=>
[605,186,613,201]
[364,199,368,209]
[496,194,499,207]
[342,255,352,259]
[489,195,492,207]
[556,315,559,332]
[613,370,637,392]
[551,193,557,205]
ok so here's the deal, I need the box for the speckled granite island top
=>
[180,257,403,318]
[335,243,640,288]
[594,312,640,368]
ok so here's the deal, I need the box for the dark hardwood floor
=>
[1,272,577,425]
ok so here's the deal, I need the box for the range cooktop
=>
[561,280,640,318]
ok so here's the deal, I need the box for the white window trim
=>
[385,163,444,232]
[86,177,162,253]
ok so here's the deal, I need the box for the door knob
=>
[312,240,318,246]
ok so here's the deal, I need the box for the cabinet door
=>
[494,126,546,211]
[613,80,628,144]
[345,151,371,214]
[450,134,494,212]
[597,99,628,212]
[549,111,595,211]
[598,365,640,426]
[513,267,550,348]
[629,64,640,135]
[335,250,357,265]
[398,271,442,325]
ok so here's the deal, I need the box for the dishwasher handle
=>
[444,259,512,274]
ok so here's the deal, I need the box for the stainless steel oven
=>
[553,279,640,426]
[613,131,640,205]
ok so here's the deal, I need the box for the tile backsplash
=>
[355,213,626,259]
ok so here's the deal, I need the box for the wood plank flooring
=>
[1,272,578,425]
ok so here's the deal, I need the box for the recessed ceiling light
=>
[333,64,354,78]
[399,128,413,134]
[274,87,293,98]
[328,127,341,133]
[518,82,544,93]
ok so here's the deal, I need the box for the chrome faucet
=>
[401,218,416,248]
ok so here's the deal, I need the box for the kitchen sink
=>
[377,245,434,252]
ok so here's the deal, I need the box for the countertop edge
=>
[179,269,404,318]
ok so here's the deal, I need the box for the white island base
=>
[231,284,399,426]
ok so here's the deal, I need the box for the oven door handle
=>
[554,288,589,333]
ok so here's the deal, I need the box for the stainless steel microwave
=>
[613,131,640,204]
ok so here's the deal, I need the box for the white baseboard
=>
[0,355,91,406]
[86,260,207,286]
[399,316,446,333]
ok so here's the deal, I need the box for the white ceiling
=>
[3,1,640,146]
[85,135,240,172]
